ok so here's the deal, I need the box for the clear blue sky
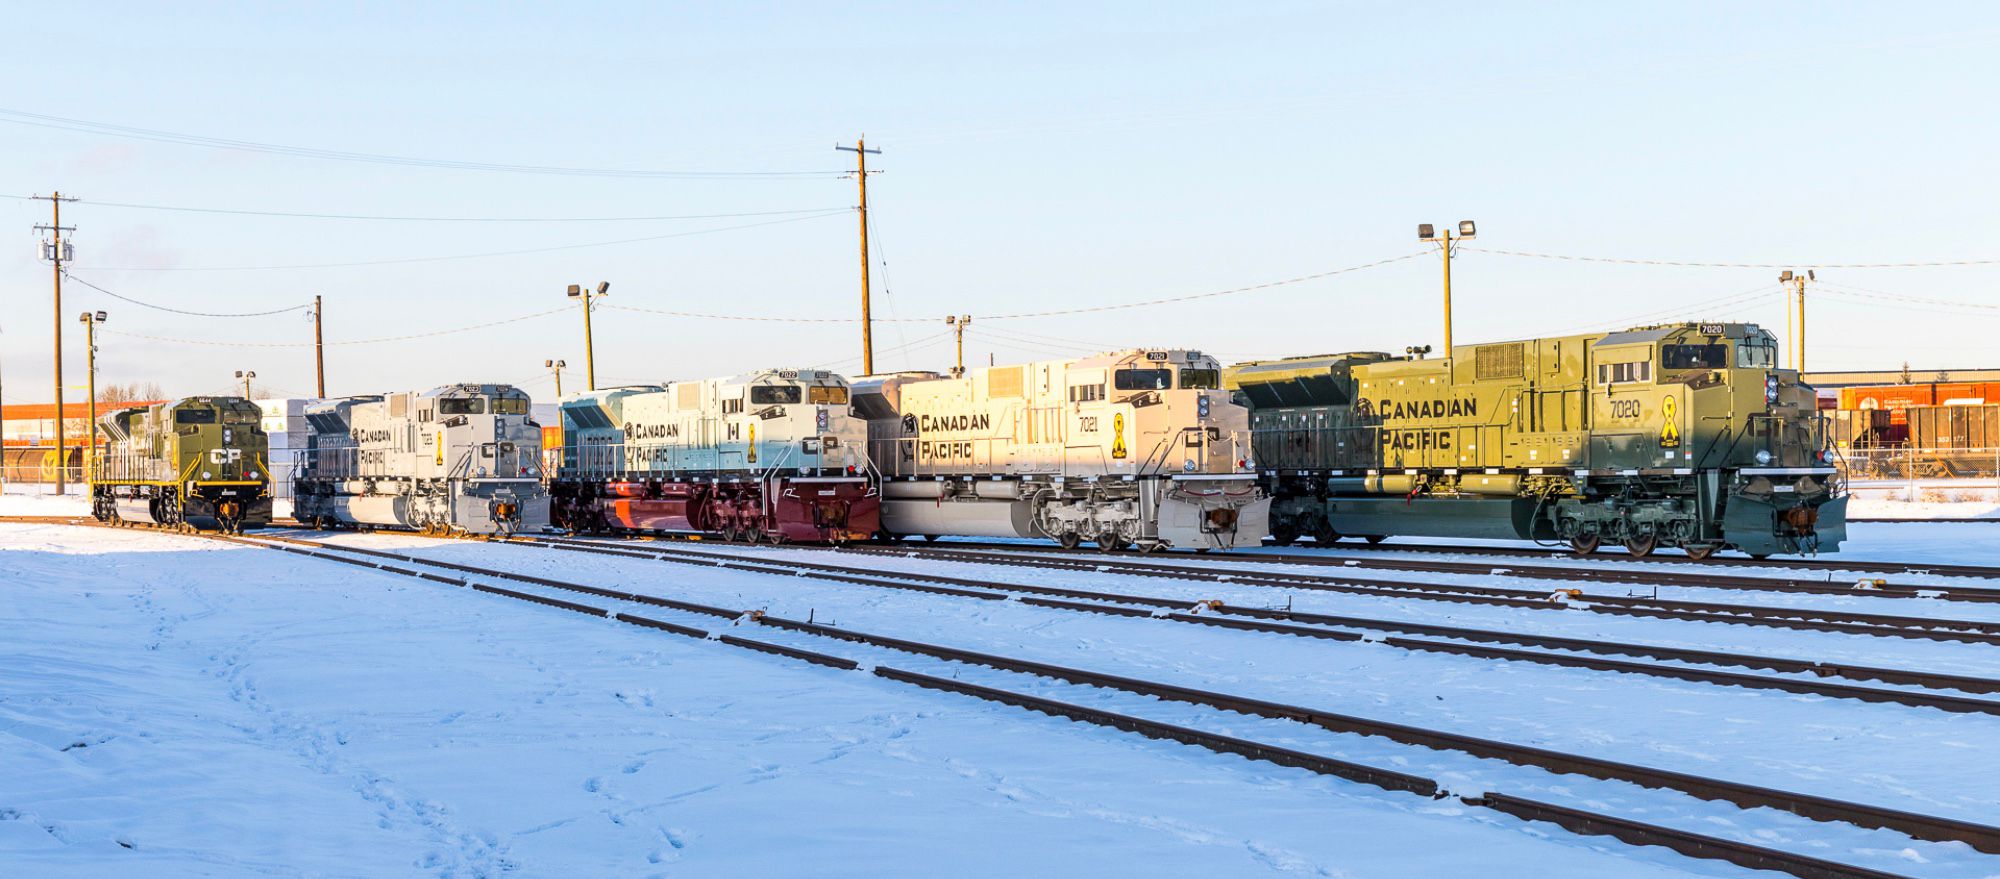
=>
[3,2,1997,403]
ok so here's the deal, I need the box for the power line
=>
[0,194,848,223]
[100,306,569,348]
[63,271,312,318]
[1814,281,2000,311]
[1462,246,2000,269]
[981,252,1426,318]
[601,252,1426,324]
[0,107,835,179]
[1542,283,1782,336]
[78,209,850,271]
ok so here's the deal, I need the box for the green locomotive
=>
[90,396,273,532]
[1226,322,1845,559]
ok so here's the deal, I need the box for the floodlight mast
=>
[1417,221,1476,354]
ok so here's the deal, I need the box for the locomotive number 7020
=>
[1608,399,1643,420]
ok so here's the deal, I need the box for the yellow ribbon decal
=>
[1111,412,1128,459]
[747,422,758,464]
[1659,395,1681,448]
[435,433,444,465]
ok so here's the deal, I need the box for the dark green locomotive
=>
[90,396,273,532]
[1226,322,1846,559]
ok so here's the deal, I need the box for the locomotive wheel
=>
[922,534,941,543]
[1269,522,1299,547]
[1364,535,1388,545]
[1313,521,1340,546]
[1684,542,1721,561]
[1097,533,1128,553]
[1747,552,1771,561]
[1624,533,1659,558]
[1569,532,1601,555]
[1056,531,1082,550]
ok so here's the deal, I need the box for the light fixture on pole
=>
[1777,270,1813,371]
[565,282,609,391]
[234,370,256,399]
[946,315,972,378]
[1416,220,1476,354]
[546,359,567,398]
[79,310,106,482]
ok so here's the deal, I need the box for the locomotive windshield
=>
[223,408,260,425]
[751,385,803,404]
[492,398,530,415]
[439,398,486,415]
[1114,368,1173,390]
[1662,344,1728,370]
[1736,337,1778,368]
[1179,368,1220,390]
[176,409,217,425]
[808,386,849,405]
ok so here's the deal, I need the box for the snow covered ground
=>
[5,521,2000,877]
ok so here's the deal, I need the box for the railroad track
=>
[1247,536,2000,581]
[494,535,2000,715]
[201,530,1989,879]
[876,538,2000,602]
[807,542,2000,646]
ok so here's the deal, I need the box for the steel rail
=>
[211,531,1960,875]
[813,543,2000,645]
[216,531,1999,861]
[847,539,2000,603]
[507,535,2000,713]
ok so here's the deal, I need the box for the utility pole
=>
[1416,221,1476,356]
[546,359,566,397]
[235,370,257,399]
[566,283,609,391]
[313,294,326,397]
[1779,270,1813,371]
[835,138,882,375]
[32,192,77,493]
[946,315,972,378]
[79,311,106,482]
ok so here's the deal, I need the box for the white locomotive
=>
[852,348,1269,551]
[294,383,550,535]
[552,368,880,543]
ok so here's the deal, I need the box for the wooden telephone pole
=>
[313,295,326,397]
[32,192,77,494]
[836,138,882,375]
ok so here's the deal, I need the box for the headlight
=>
[477,466,488,477]
[201,470,213,479]
[1764,376,1780,405]
[1183,458,1197,472]
[1754,450,1773,465]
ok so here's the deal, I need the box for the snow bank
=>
[0,523,1728,878]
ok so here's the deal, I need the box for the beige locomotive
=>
[851,348,1269,551]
